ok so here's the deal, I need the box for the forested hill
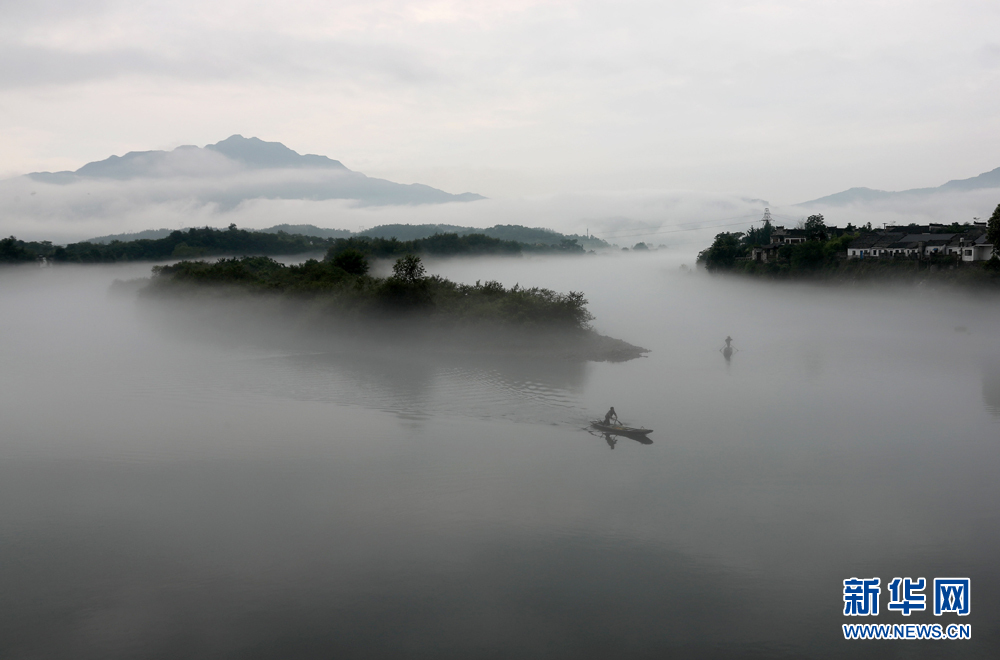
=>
[1,225,587,264]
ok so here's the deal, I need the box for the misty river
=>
[1,253,998,659]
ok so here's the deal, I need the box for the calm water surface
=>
[1,255,997,658]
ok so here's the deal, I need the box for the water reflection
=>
[136,291,594,425]
[231,349,590,425]
[984,361,1000,416]
[591,430,653,449]
[143,343,593,427]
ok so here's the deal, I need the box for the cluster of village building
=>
[845,224,993,261]
[750,223,994,263]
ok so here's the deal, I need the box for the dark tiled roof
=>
[848,235,879,249]
[873,234,904,248]
[848,227,993,253]
[898,233,956,243]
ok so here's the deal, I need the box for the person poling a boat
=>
[603,406,619,426]
[590,411,653,439]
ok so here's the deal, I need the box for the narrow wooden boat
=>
[590,421,653,437]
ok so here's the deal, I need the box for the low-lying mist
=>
[1,173,770,249]
[4,252,998,451]
[4,165,999,259]
[1,253,998,658]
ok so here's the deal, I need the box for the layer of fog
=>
[0,174,771,251]
[4,171,998,257]
[4,254,1000,585]
[4,253,999,455]
[2,253,999,657]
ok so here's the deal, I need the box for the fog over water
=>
[1,254,998,658]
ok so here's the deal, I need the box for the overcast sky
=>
[2,0,1000,204]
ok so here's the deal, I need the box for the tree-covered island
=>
[140,251,648,362]
[697,206,1000,285]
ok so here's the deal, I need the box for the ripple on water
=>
[148,349,592,426]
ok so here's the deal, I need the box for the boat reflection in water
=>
[591,421,654,448]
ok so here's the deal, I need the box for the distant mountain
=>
[22,135,485,207]
[799,166,1000,206]
[87,228,174,244]
[357,224,473,241]
[206,135,348,171]
[89,225,353,244]
[257,224,353,239]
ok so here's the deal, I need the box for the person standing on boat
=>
[603,407,618,425]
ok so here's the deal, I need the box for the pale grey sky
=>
[2,0,1000,204]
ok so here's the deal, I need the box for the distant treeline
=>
[353,223,604,249]
[148,253,594,330]
[87,223,609,250]
[324,234,583,260]
[0,224,586,265]
[1,226,335,264]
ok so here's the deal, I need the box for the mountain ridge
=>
[19,135,484,207]
[799,166,1000,206]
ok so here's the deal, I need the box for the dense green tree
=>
[392,254,426,283]
[744,217,773,246]
[0,236,34,263]
[150,255,598,329]
[790,240,826,270]
[324,233,524,260]
[377,254,431,308]
[988,202,1000,256]
[330,249,369,275]
[804,214,827,241]
[697,232,746,270]
[554,238,585,253]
